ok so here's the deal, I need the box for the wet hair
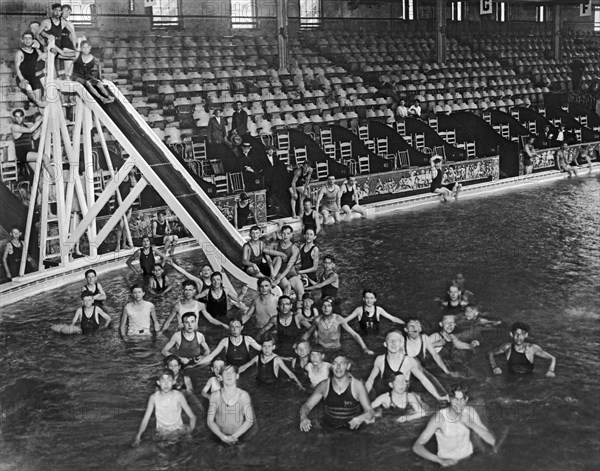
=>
[362,289,376,298]
[142,235,151,243]
[302,292,313,300]
[294,339,310,350]
[262,332,277,345]
[278,295,292,306]
[321,296,335,306]
[22,32,34,39]
[130,284,143,292]
[449,384,469,398]
[310,343,325,354]
[510,321,530,334]
[257,276,271,287]
[182,279,196,289]
[80,40,90,48]
[200,264,212,271]
[159,369,175,380]
[303,198,312,205]
[181,312,197,322]
[210,271,222,279]
[223,364,239,373]
[331,350,352,363]
[211,358,225,371]
[229,315,243,326]
[12,109,25,118]
[84,269,97,277]
[81,290,95,299]
[51,3,62,10]
[441,313,456,322]
[385,328,405,341]
[164,355,182,367]
[303,227,316,236]
[249,225,261,233]
[323,254,335,263]
[280,224,293,233]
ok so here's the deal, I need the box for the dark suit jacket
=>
[207,117,227,144]
[231,110,248,136]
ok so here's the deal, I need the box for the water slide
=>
[69,82,257,289]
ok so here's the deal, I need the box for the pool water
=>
[1,177,599,471]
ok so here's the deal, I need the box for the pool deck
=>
[1,165,598,308]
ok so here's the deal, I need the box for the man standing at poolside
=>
[120,285,159,337]
[316,175,342,225]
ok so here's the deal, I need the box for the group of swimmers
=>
[49,224,558,466]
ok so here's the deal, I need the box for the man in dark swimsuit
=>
[11,108,42,181]
[299,198,320,234]
[151,211,178,255]
[162,312,211,366]
[300,351,374,431]
[242,225,272,277]
[72,40,114,104]
[489,321,556,377]
[197,271,241,318]
[270,225,305,299]
[340,175,367,218]
[198,317,262,367]
[14,32,47,108]
[2,226,35,281]
[37,3,76,78]
[296,228,320,283]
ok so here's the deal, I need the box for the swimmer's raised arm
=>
[424,341,452,375]
[348,380,375,429]
[377,307,405,325]
[196,338,228,366]
[133,394,156,447]
[199,303,229,329]
[126,249,142,275]
[71,307,83,326]
[201,377,218,399]
[364,355,384,392]
[238,356,258,374]
[488,342,511,375]
[274,357,305,389]
[344,306,363,324]
[97,307,112,329]
[299,380,328,432]
[399,392,429,423]
[531,344,557,377]
[160,303,181,333]
[371,392,391,409]
[411,363,448,402]
[241,300,256,325]
[458,406,495,447]
[340,317,374,355]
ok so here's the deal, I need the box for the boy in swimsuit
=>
[148,265,173,297]
[126,236,168,278]
[291,339,312,387]
[269,225,305,300]
[152,211,178,256]
[161,279,229,333]
[315,175,342,224]
[412,385,496,467]
[305,344,331,388]
[299,198,321,234]
[238,333,305,388]
[297,293,319,324]
[430,156,460,202]
[161,312,211,366]
[299,351,374,431]
[455,303,502,343]
[371,373,428,423]
[164,355,194,392]
[197,317,262,367]
[51,290,111,335]
[242,277,280,329]
[365,329,448,401]
[290,161,313,219]
[404,318,453,376]
[242,226,272,278]
[133,370,196,447]
[207,364,256,445]
[488,321,556,377]
[72,40,114,104]
[201,358,225,399]
[305,254,339,302]
[340,175,367,218]
[81,269,107,306]
[345,289,405,333]
[428,314,480,359]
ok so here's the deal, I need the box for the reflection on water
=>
[1,178,599,470]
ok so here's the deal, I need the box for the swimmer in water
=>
[133,370,196,447]
[201,358,225,399]
[488,321,556,377]
[370,373,428,423]
[161,312,211,367]
[412,384,496,467]
[365,329,448,401]
[455,303,502,343]
[345,289,405,334]
[291,339,312,388]
[241,277,280,329]
[299,351,374,431]
[238,333,305,388]
[80,268,107,306]
[163,355,194,392]
[148,264,173,297]
[51,290,111,335]
[119,284,159,338]
[207,364,256,445]
[404,318,454,376]
[428,314,480,360]
[304,343,331,389]
[197,317,262,367]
